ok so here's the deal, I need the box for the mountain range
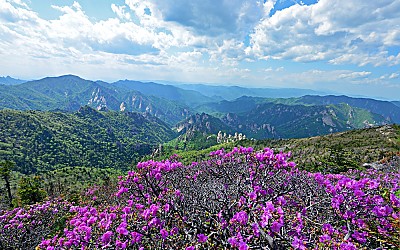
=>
[0,75,192,126]
[177,102,389,139]
[0,75,399,140]
[150,80,328,100]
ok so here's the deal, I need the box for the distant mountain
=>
[169,83,327,100]
[0,75,192,126]
[223,103,388,139]
[392,101,400,108]
[0,107,176,174]
[180,101,388,140]
[196,95,399,125]
[295,95,400,123]
[1,75,397,133]
[0,76,26,85]
[195,96,265,115]
[113,80,215,106]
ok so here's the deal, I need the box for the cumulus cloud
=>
[142,0,267,37]
[248,0,400,66]
[0,0,38,22]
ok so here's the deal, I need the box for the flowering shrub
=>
[1,147,399,249]
[0,199,72,249]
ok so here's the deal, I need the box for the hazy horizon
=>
[3,73,400,101]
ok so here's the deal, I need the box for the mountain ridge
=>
[0,75,398,135]
[177,102,389,140]
[0,76,26,85]
[0,75,194,126]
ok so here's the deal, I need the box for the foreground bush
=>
[1,147,399,249]
[0,199,72,249]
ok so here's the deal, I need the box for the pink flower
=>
[197,234,208,243]
[252,223,260,237]
[131,232,142,244]
[352,231,368,244]
[270,221,283,233]
[292,236,306,250]
[249,192,257,201]
[160,228,169,239]
[239,243,248,250]
[170,227,179,235]
[116,239,127,249]
[117,222,129,235]
[101,231,113,245]
[319,234,331,243]
[231,211,248,225]
[340,242,357,250]
[228,237,238,247]
[164,203,170,212]
[322,223,334,235]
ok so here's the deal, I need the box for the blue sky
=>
[0,0,399,100]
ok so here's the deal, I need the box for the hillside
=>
[175,113,234,135]
[0,166,122,209]
[0,107,176,174]
[0,75,193,125]
[223,103,346,138]
[392,101,400,108]
[246,124,400,172]
[158,125,400,173]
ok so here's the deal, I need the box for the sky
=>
[0,0,399,100]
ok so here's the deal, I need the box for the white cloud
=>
[264,67,273,72]
[248,0,400,66]
[143,0,267,38]
[389,73,399,79]
[111,4,131,20]
[0,0,238,81]
[338,71,371,79]
[0,0,38,22]
[209,39,247,66]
